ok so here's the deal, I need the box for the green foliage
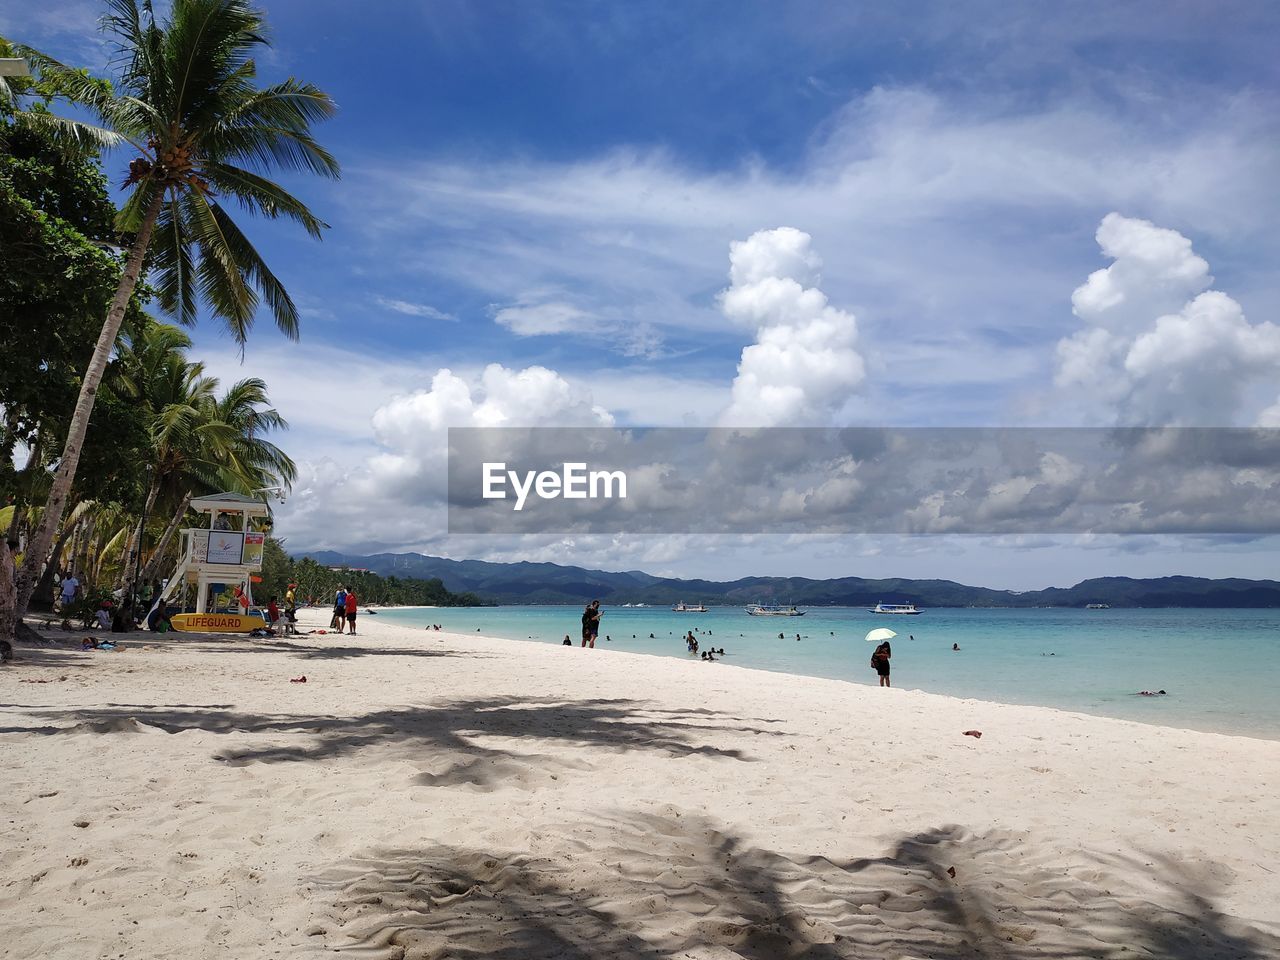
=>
[257,536,291,601]
[0,118,152,509]
[285,554,485,608]
[0,122,118,447]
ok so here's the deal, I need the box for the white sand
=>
[3,609,1279,959]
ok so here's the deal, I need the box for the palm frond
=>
[11,109,125,154]
[152,192,199,324]
[201,160,328,237]
[188,193,300,342]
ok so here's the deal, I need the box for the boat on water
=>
[671,602,709,612]
[1085,603,1111,609]
[869,602,922,615]
[746,602,806,617]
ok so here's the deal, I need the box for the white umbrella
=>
[865,627,897,643]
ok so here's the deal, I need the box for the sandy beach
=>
[3,609,1279,959]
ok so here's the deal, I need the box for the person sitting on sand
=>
[871,641,892,687]
[147,599,173,633]
[563,635,572,645]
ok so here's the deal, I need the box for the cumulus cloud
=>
[272,362,614,550]
[1055,213,1280,425]
[719,228,866,426]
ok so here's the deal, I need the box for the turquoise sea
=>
[375,605,1280,740]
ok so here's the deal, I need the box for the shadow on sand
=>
[308,814,1280,959]
[6,696,783,789]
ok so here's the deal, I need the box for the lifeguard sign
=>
[160,492,273,631]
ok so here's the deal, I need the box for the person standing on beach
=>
[871,641,892,687]
[333,586,346,633]
[345,589,358,635]
[581,600,601,648]
[59,570,81,611]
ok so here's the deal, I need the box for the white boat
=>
[671,602,708,612]
[746,602,806,617]
[869,602,922,615]
[622,603,634,608]
[1085,603,1110,609]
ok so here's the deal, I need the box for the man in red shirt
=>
[344,590,358,635]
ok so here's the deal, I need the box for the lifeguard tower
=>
[158,492,272,632]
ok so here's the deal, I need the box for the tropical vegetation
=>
[1,0,338,639]
[256,548,487,609]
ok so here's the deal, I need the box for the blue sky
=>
[6,0,1280,587]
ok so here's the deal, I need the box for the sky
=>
[4,0,1280,589]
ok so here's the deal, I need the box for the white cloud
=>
[493,300,594,336]
[492,296,664,358]
[1056,214,1280,425]
[719,228,865,426]
[265,361,614,550]
[375,297,457,321]
[342,85,1278,425]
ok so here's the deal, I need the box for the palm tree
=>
[110,321,216,594]
[10,0,337,618]
[136,375,296,592]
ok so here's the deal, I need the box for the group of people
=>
[330,586,358,634]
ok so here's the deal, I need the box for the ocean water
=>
[374,605,1280,740]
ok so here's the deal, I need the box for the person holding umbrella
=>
[866,627,896,687]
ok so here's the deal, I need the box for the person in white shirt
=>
[59,573,81,609]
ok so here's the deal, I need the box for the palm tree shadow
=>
[13,696,780,789]
[308,816,1280,959]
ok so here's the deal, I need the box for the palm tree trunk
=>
[13,189,165,618]
[139,492,192,588]
[28,523,74,613]
[118,478,161,592]
[0,539,17,644]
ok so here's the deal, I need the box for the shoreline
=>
[4,609,1279,956]
[377,606,1280,743]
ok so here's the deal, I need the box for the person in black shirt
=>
[581,600,601,648]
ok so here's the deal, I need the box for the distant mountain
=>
[300,551,1280,608]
